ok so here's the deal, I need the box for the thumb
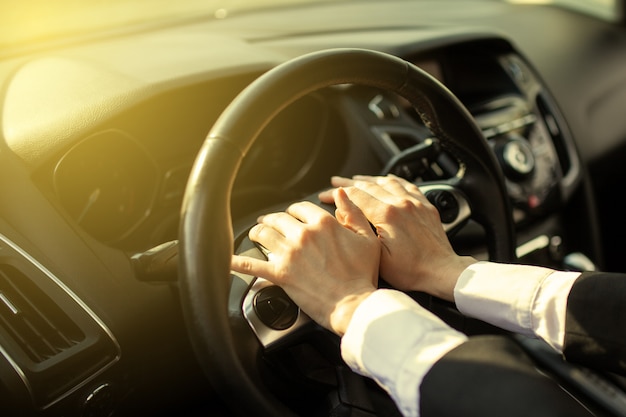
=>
[334,187,374,237]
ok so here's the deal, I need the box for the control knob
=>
[496,136,535,181]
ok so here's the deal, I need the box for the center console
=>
[344,38,591,271]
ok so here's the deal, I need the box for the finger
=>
[354,176,429,205]
[335,206,347,225]
[285,200,331,224]
[354,174,416,197]
[351,174,378,182]
[351,180,397,203]
[378,176,429,205]
[373,176,410,196]
[353,174,404,184]
[354,174,424,196]
[334,188,375,237]
[231,254,277,281]
[319,176,355,203]
[247,223,286,252]
[330,176,356,187]
[352,174,401,186]
[318,188,335,203]
[257,212,303,239]
[340,186,387,222]
[320,174,424,203]
[384,174,426,197]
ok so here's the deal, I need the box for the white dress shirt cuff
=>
[341,289,467,417]
[454,261,579,351]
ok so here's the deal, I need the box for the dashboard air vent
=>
[0,264,84,363]
[536,94,572,175]
[0,232,120,409]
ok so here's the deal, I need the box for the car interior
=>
[2,0,626,415]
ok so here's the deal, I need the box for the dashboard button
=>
[497,137,536,181]
[426,190,459,224]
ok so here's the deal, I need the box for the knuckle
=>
[317,214,335,227]
[354,179,374,190]
[237,258,255,274]
[406,183,423,195]
[290,225,308,243]
[248,224,262,240]
[289,200,312,211]
[271,264,288,282]
[378,175,396,185]
[394,197,414,211]
[261,212,280,225]
[420,199,440,217]
[399,197,414,208]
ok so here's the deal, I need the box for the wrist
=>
[430,255,478,302]
[329,290,375,336]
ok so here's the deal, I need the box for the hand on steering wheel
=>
[232,188,380,336]
[319,175,476,301]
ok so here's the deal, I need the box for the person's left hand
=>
[231,188,380,336]
[319,175,476,301]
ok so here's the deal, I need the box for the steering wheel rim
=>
[178,48,516,416]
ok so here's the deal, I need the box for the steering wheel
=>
[178,48,516,416]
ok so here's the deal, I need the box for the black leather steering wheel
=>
[178,48,516,416]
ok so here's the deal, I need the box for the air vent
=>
[0,264,84,363]
[537,94,572,175]
[0,233,120,410]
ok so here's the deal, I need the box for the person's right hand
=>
[231,188,379,336]
[319,175,476,301]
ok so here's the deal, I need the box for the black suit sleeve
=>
[563,271,626,376]
[420,271,626,416]
[419,335,593,417]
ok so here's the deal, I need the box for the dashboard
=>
[35,39,580,257]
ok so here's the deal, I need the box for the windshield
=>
[506,0,620,21]
[1,0,338,50]
[2,0,621,51]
